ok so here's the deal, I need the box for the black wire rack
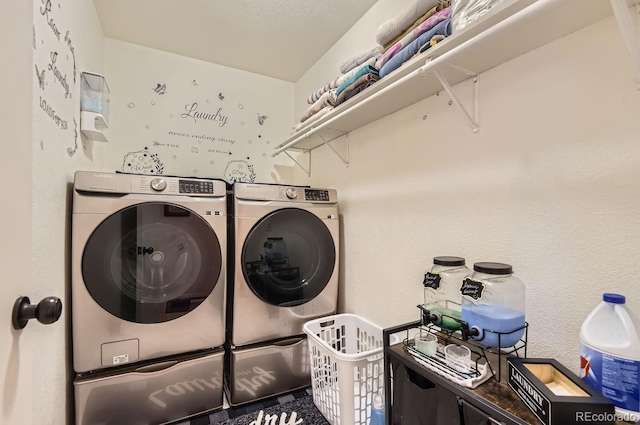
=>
[403,304,529,383]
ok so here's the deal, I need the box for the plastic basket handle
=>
[319,319,335,327]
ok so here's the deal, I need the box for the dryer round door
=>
[241,208,336,307]
[82,202,222,323]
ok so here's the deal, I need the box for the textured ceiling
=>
[93,0,379,82]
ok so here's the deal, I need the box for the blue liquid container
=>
[580,293,640,419]
[369,392,385,425]
[460,262,526,348]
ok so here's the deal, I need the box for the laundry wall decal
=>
[181,102,229,127]
[224,160,256,183]
[114,70,280,181]
[35,0,77,157]
[121,148,165,175]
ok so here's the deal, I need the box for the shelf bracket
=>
[318,132,349,167]
[279,130,348,177]
[284,149,311,177]
[610,0,640,89]
[429,63,480,133]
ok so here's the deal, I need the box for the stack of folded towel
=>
[299,57,380,124]
[375,0,452,77]
[295,0,454,129]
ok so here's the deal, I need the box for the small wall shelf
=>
[80,72,110,142]
[274,0,639,174]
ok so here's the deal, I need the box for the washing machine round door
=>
[241,208,336,307]
[82,202,222,323]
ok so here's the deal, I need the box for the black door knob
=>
[12,296,62,330]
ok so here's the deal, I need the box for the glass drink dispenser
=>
[423,256,470,331]
[461,262,526,348]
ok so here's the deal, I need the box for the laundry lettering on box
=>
[181,102,229,127]
[235,367,277,397]
[147,371,223,408]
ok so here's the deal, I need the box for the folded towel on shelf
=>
[293,106,334,131]
[335,64,379,97]
[381,2,450,52]
[336,73,381,105]
[375,7,451,70]
[340,46,382,74]
[341,81,376,103]
[300,90,338,123]
[376,0,442,46]
[307,57,377,104]
[379,19,452,78]
[418,34,447,55]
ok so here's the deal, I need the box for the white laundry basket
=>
[303,314,398,425]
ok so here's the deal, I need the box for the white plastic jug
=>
[580,293,640,419]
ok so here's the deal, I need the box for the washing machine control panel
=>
[179,179,214,194]
[130,175,224,196]
[305,189,330,201]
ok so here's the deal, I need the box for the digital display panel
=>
[305,189,329,201]
[179,179,214,194]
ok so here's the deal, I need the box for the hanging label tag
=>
[460,278,484,300]
[423,272,441,290]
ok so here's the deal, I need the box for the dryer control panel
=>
[234,183,337,203]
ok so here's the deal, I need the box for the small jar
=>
[461,262,526,348]
[423,256,470,331]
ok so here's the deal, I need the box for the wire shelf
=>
[402,304,529,384]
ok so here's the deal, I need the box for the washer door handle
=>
[12,296,62,330]
[272,337,304,347]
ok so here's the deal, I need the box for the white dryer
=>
[72,171,227,373]
[227,182,339,405]
[230,183,340,347]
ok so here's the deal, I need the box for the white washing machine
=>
[227,182,339,405]
[72,171,227,373]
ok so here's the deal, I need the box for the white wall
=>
[103,39,295,184]
[294,8,640,372]
[32,0,106,423]
[1,2,33,424]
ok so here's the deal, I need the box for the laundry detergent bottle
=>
[580,293,640,419]
[368,391,385,425]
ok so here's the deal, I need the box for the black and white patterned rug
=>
[178,388,330,425]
